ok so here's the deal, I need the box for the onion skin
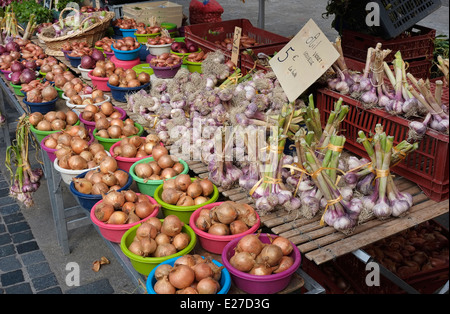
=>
[106,211,128,224]
[155,264,173,281]
[154,276,176,294]
[235,234,264,258]
[230,251,255,272]
[271,236,294,256]
[169,265,195,289]
[161,215,184,236]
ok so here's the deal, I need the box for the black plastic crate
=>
[374,0,442,39]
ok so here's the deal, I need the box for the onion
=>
[99,156,118,174]
[120,144,137,158]
[123,190,138,202]
[208,223,230,236]
[230,251,255,272]
[176,195,195,206]
[114,170,129,187]
[154,243,177,257]
[73,178,92,194]
[174,255,196,268]
[199,179,214,196]
[155,233,171,246]
[94,202,114,222]
[160,168,176,180]
[196,277,219,294]
[107,211,128,224]
[230,220,249,235]
[172,233,190,251]
[192,262,213,282]
[151,145,168,161]
[249,263,275,276]
[41,85,57,101]
[136,223,157,241]
[68,155,88,170]
[213,202,238,224]
[128,241,144,256]
[161,215,184,236]
[235,234,264,257]
[273,256,295,274]
[71,138,89,155]
[103,190,125,209]
[186,182,203,199]
[195,215,212,231]
[175,174,191,192]
[168,265,195,289]
[145,217,162,232]
[92,182,109,195]
[154,276,176,294]
[155,264,173,281]
[134,163,153,179]
[256,244,283,267]
[272,236,294,256]
[135,201,155,219]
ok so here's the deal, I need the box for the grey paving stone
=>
[16,241,39,254]
[26,261,52,279]
[0,196,16,207]
[20,250,47,266]
[0,232,11,246]
[1,269,24,286]
[31,273,59,292]
[2,212,25,224]
[6,221,30,234]
[37,286,63,294]
[0,203,21,216]
[0,255,22,272]
[0,243,15,258]
[66,278,114,294]
[11,230,34,244]
[3,282,33,294]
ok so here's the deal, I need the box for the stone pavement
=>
[1,0,449,295]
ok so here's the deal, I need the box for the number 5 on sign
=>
[269,19,340,102]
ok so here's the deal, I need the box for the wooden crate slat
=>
[271,215,320,234]
[222,187,247,197]
[307,199,448,265]
[263,211,305,229]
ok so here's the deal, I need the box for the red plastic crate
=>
[316,88,449,202]
[345,56,433,80]
[341,25,436,63]
[239,44,286,75]
[184,19,289,68]
[333,220,449,294]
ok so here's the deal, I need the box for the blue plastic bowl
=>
[107,81,150,103]
[23,96,57,114]
[139,45,150,61]
[111,44,141,61]
[67,55,82,68]
[69,169,133,211]
[120,28,137,38]
[146,255,231,294]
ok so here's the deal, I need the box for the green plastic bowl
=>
[31,119,81,143]
[171,48,201,64]
[161,22,177,31]
[132,63,154,76]
[185,59,203,73]
[95,46,104,52]
[10,82,24,96]
[93,123,144,151]
[129,157,189,197]
[135,32,160,43]
[120,220,197,276]
[153,178,219,224]
[174,37,185,42]
[55,86,64,99]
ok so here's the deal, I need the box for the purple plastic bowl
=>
[79,106,126,133]
[145,53,156,64]
[105,51,114,60]
[41,132,94,162]
[221,233,301,294]
[1,69,12,80]
[149,62,182,79]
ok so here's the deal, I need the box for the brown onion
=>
[122,190,138,202]
[199,179,214,196]
[154,243,177,257]
[175,174,191,191]
[135,201,155,219]
[172,233,190,251]
[154,276,176,294]
[161,188,182,205]
[160,168,176,180]
[272,236,294,256]
[168,265,195,289]
[154,264,173,281]
[128,241,144,256]
[151,145,168,162]
[196,277,219,294]
[157,154,174,169]
[68,155,88,170]
[230,220,249,235]
[145,217,162,232]
[155,233,171,246]
[186,182,202,199]
[134,163,153,179]
[161,215,184,236]
[73,178,92,194]
[208,223,230,236]
[213,202,238,224]
[107,211,128,224]
[114,170,129,186]
[136,223,157,241]
[235,234,264,257]
[100,156,118,174]
[273,256,295,274]
[256,244,283,267]
[192,262,213,282]
[103,190,125,209]
[94,202,114,222]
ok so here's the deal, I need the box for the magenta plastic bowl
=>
[90,193,160,243]
[109,138,164,172]
[105,51,114,60]
[189,202,261,254]
[79,106,127,133]
[222,233,301,294]
[40,131,94,162]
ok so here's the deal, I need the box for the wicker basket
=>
[37,8,115,57]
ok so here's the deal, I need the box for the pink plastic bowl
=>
[111,56,141,70]
[79,106,127,133]
[88,70,110,91]
[189,202,261,254]
[221,233,301,294]
[90,193,160,243]
[109,138,164,172]
[41,131,94,162]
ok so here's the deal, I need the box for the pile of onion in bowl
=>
[189,201,261,254]
[93,190,160,224]
[78,97,123,123]
[221,233,301,294]
[29,110,79,133]
[160,174,215,207]
[94,116,141,139]
[148,254,231,294]
[112,134,162,160]
[72,155,130,196]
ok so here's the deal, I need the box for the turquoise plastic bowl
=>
[129,157,189,197]
[146,255,231,294]
[120,28,137,38]
[111,44,141,61]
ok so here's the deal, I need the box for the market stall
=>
[0,0,448,295]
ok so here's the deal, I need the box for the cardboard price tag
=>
[231,26,242,67]
[269,19,340,102]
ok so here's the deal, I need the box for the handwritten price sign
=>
[269,19,339,102]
